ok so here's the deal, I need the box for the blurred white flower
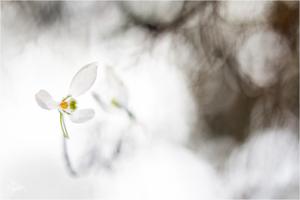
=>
[35,62,98,138]
[93,65,135,120]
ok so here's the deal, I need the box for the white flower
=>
[92,65,135,119]
[35,62,98,138]
[100,66,128,107]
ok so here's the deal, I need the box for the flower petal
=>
[69,109,95,123]
[35,90,58,110]
[68,62,98,97]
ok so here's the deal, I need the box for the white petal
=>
[69,62,98,97]
[69,109,95,123]
[35,90,58,110]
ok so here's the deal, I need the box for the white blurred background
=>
[0,1,299,199]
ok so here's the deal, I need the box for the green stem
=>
[125,107,135,121]
[111,98,136,120]
[62,95,71,101]
[60,112,69,138]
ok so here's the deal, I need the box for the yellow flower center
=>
[60,101,68,110]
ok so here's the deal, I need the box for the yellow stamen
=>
[60,101,68,110]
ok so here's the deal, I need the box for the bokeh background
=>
[0,1,299,199]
